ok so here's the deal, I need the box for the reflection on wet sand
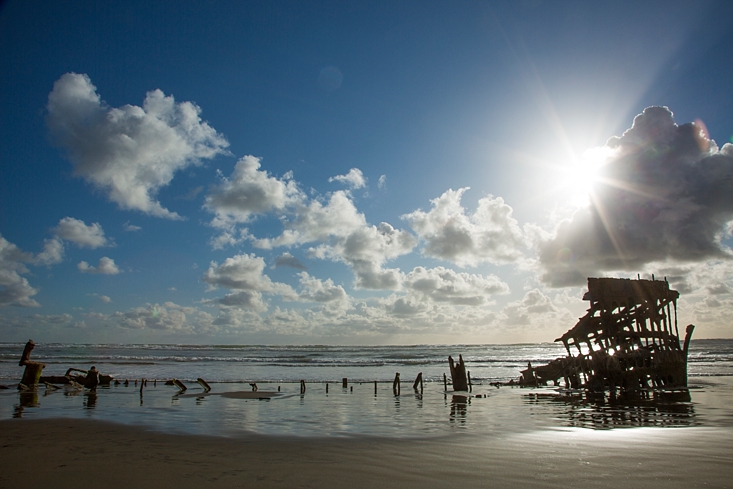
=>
[13,390,40,418]
[523,388,696,429]
[84,390,98,409]
[449,394,470,424]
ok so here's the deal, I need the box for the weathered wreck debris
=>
[449,355,469,391]
[521,277,695,391]
[197,378,212,392]
[18,339,45,389]
[393,372,401,395]
[40,367,113,387]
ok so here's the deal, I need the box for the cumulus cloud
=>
[253,191,365,248]
[253,191,417,290]
[707,283,732,295]
[501,289,560,326]
[47,73,229,219]
[77,257,120,275]
[274,252,306,270]
[403,188,527,267]
[35,237,64,265]
[538,106,733,286]
[112,302,214,333]
[251,190,415,289]
[35,217,111,266]
[378,174,387,189]
[403,266,509,306]
[329,168,366,189]
[202,253,296,309]
[53,217,109,248]
[297,272,348,303]
[307,221,415,290]
[0,235,40,307]
[205,155,303,228]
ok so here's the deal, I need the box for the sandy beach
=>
[2,345,733,488]
[2,418,732,489]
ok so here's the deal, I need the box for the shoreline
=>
[2,418,731,488]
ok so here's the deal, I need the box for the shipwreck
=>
[521,277,695,392]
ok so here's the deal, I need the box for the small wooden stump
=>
[300,380,306,394]
[413,372,423,393]
[393,372,400,395]
[197,378,212,392]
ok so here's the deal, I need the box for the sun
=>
[562,146,614,207]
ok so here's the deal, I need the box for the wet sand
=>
[1,418,731,488]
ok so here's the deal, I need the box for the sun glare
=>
[564,146,613,207]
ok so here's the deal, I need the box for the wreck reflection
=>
[83,390,97,409]
[523,389,696,429]
[13,389,40,418]
[449,394,469,424]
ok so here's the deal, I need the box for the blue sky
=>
[1,0,733,344]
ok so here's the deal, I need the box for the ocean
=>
[2,339,731,384]
[1,340,732,437]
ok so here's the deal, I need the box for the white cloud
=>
[30,313,74,325]
[112,302,215,333]
[538,106,733,287]
[53,217,109,248]
[35,217,111,267]
[78,257,120,275]
[403,266,509,306]
[403,188,527,267]
[253,191,365,248]
[47,73,229,219]
[329,168,366,189]
[306,222,415,290]
[204,155,303,228]
[297,272,348,304]
[378,174,387,189]
[88,293,112,303]
[0,235,40,307]
[202,253,296,309]
[501,289,567,327]
[35,237,64,265]
[214,291,268,312]
[252,191,416,290]
[124,221,141,232]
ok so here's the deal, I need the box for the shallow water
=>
[2,340,732,438]
[2,376,730,438]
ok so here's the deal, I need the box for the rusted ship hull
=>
[521,277,694,392]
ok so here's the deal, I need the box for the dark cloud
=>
[539,106,733,286]
[274,252,306,270]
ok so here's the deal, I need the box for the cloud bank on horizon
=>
[2,72,733,342]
